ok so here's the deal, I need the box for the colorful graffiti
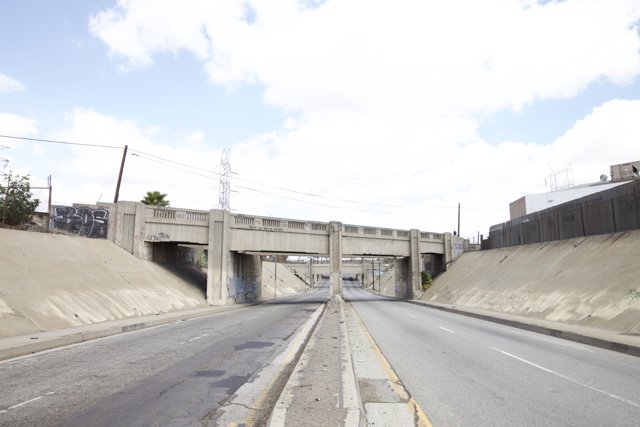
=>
[52,206,109,238]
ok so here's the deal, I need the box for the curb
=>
[0,303,255,362]
[406,300,640,358]
[344,301,432,427]
[220,299,328,426]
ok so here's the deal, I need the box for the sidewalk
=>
[0,304,252,362]
[408,299,640,357]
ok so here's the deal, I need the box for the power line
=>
[129,148,220,174]
[2,133,462,213]
[0,134,122,149]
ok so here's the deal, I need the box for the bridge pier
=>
[207,210,262,305]
[329,221,343,297]
[394,258,414,299]
[410,229,421,294]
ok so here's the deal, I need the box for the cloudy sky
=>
[1,0,640,240]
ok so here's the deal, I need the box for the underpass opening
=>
[149,242,207,294]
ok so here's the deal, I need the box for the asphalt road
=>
[0,285,328,427]
[343,282,640,427]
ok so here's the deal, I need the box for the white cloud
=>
[80,0,640,237]
[41,109,222,208]
[551,99,640,183]
[90,0,640,115]
[0,73,25,93]
[0,113,37,139]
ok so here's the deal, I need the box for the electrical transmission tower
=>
[218,148,231,211]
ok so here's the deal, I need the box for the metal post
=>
[274,260,277,299]
[377,258,381,295]
[2,172,10,224]
[371,258,375,289]
[47,175,52,231]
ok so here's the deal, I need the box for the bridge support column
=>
[208,210,230,305]
[309,259,314,288]
[410,229,421,294]
[443,232,453,271]
[329,221,343,296]
[394,258,411,298]
[208,209,263,305]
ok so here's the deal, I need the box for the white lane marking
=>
[188,334,209,342]
[491,347,640,409]
[407,314,417,319]
[439,326,455,334]
[2,391,55,413]
[246,316,258,321]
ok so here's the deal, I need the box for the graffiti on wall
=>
[52,206,109,238]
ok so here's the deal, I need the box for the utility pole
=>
[457,202,461,237]
[114,145,128,203]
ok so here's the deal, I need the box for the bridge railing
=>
[229,213,444,242]
[343,224,409,239]
[230,214,329,233]
[343,224,443,242]
[421,232,443,241]
[144,209,444,243]
[145,207,209,224]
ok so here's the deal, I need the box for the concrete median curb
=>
[218,299,328,425]
[344,300,432,426]
[407,299,640,358]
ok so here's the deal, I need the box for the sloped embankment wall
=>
[422,230,640,334]
[0,229,207,338]
[261,261,307,299]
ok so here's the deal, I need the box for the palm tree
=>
[141,191,170,207]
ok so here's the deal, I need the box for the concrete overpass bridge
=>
[110,202,464,304]
[286,262,370,284]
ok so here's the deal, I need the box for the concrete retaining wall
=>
[422,230,640,334]
[0,229,207,338]
[261,262,307,299]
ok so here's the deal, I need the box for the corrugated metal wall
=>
[488,180,640,249]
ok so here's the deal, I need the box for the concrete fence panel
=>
[582,200,616,235]
[487,180,640,249]
[521,220,541,245]
[557,208,584,240]
[613,193,640,232]
[539,213,559,242]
